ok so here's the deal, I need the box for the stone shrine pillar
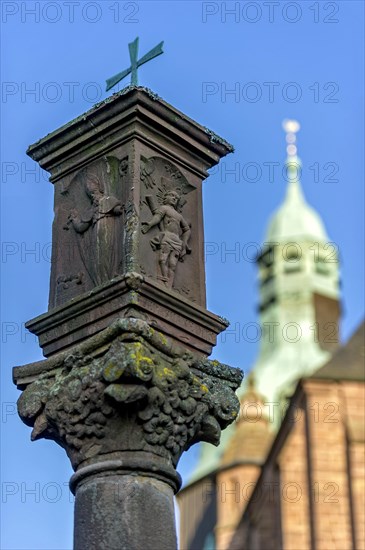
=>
[13,86,243,550]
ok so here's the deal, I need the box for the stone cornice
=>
[27,86,234,182]
[23,273,229,357]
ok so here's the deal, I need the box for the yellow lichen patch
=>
[103,362,117,378]
[131,349,153,365]
[153,365,176,382]
[162,367,174,378]
[128,342,154,377]
[152,330,168,347]
[200,384,209,393]
[159,334,168,345]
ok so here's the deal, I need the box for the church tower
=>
[253,119,341,404]
[178,121,342,549]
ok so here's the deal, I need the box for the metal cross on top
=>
[106,37,164,92]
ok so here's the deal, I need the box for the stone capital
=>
[14,318,242,488]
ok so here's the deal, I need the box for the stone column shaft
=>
[73,471,176,550]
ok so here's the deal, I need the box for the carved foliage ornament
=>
[17,321,242,469]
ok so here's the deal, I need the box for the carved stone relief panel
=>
[50,156,128,307]
[139,156,197,296]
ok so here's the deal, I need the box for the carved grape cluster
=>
[17,354,115,464]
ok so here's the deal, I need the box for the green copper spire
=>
[187,119,341,487]
[267,120,328,243]
[106,37,164,91]
[253,118,339,406]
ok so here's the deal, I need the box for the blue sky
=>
[1,1,364,548]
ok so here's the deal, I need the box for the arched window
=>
[315,256,330,275]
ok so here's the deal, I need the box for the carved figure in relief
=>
[142,187,191,287]
[64,169,123,287]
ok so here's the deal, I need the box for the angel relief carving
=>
[140,157,193,288]
[63,156,126,288]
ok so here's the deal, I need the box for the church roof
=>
[310,321,365,381]
[266,173,328,244]
[220,376,273,467]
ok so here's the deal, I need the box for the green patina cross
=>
[106,37,164,92]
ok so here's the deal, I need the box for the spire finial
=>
[282,119,301,182]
